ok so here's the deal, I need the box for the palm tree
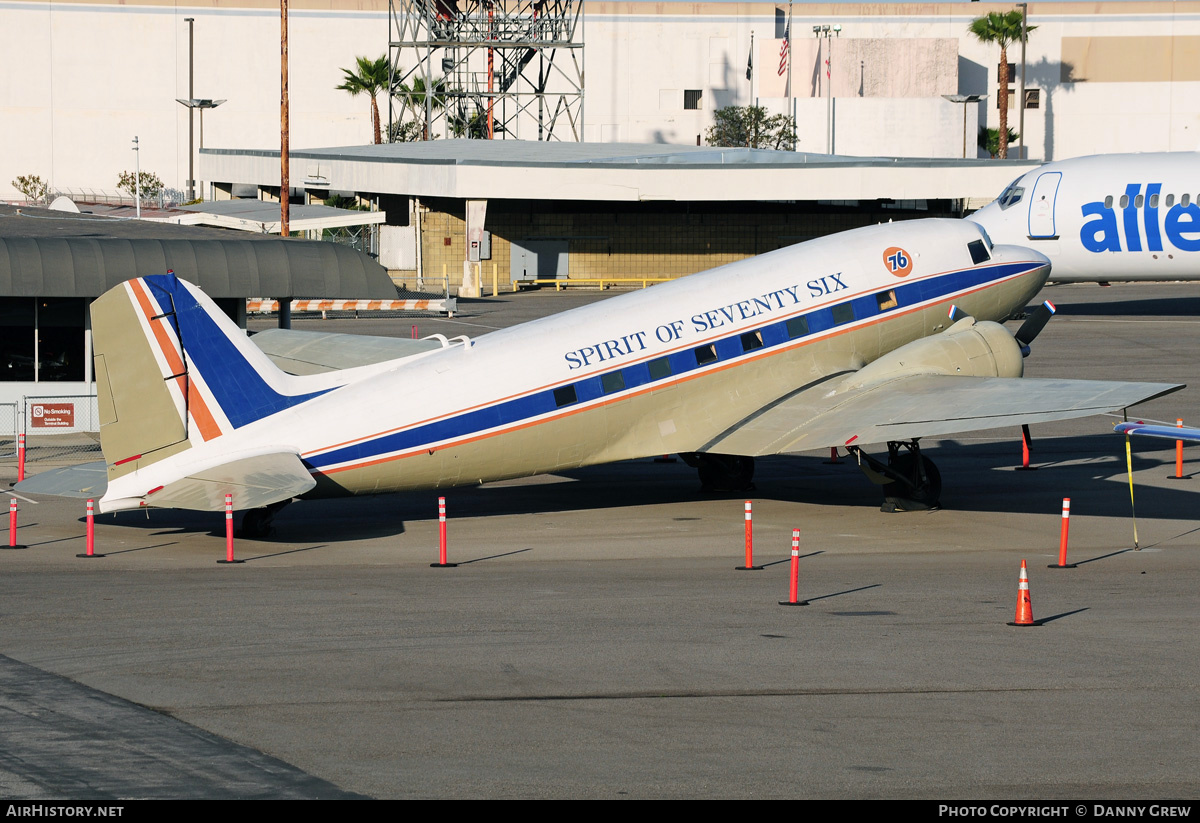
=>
[336,55,390,144]
[394,74,449,141]
[968,11,1035,160]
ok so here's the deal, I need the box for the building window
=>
[0,297,85,383]
[0,298,35,382]
[37,298,86,382]
[684,90,703,110]
[1024,89,1040,109]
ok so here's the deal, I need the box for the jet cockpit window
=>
[997,178,1025,209]
[967,239,991,265]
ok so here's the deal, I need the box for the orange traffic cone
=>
[1007,559,1038,627]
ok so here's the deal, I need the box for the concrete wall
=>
[4,1,1200,201]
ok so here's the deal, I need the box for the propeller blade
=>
[1014,300,1057,348]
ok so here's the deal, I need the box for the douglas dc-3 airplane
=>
[19,218,1181,536]
[969,151,1200,282]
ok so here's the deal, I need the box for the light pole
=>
[184,17,194,201]
[131,136,141,218]
[175,98,226,199]
[1016,2,1028,161]
[942,94,986,159]
[813,24,841,155]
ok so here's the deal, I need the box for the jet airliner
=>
[968,152,1200,282]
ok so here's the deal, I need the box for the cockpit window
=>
[997,177,1026,209]
[967,239,991,264]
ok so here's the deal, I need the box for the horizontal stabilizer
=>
[1115,422,1200,443]
[251,328,444,375]
[704,375,1184,454]
[14,461,108,499]
[104,450,317,513]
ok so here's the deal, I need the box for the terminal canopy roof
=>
[0,236,396,299]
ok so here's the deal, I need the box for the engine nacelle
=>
[845,317,1024,390]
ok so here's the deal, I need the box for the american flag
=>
[778,25,789,77]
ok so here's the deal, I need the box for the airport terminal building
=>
[3,0,1199,203]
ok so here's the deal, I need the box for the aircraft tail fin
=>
[92,274,330,483]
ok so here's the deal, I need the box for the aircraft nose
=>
[991,243,1052,298]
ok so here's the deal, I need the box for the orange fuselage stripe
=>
[128,280,222,442]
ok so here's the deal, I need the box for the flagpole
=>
[787,0,795,150]
[749,31,755,105]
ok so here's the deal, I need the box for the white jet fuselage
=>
[968,152,1200,282]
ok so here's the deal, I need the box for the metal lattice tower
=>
[388,0,584,142]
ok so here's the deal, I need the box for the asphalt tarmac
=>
[2,281,1198,799]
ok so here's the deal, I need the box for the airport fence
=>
[16,395,102,469]
[0,403,16,460]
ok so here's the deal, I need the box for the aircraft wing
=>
[701,375,1184,455]
[1114,421,1200,443]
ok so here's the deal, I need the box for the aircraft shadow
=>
[1043,295,1200,318]
[96,433,1198,544]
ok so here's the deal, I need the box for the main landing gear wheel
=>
[238,499,292,539]
[681,453,756,492]
[846,440,942,513]
[881,450,942,513]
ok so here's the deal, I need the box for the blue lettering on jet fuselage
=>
[1080,183,1200,253]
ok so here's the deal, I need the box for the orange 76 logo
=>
[883,246,913,277]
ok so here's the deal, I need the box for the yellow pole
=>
[491,262,498,297]
[1125,433,1140,549]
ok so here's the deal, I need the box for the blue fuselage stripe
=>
[304,261,1041,472]
[145,275,331,428]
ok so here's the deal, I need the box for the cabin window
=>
[1184,194,1192,207]
[553,385,577,407]
[967,239,991,264]
[601,372,625,394]
[1104,195,1114,209]
[785,316,809,339]
[739,331,763,352]
[1149,194,1159,209]
[875,289,898,311]
[1119,194,1129,208]
[693,344,718,366]
[1166,194,1176,208]
[831,303,856,325]
[648,357,672,380]
[1135,194,1144,209]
